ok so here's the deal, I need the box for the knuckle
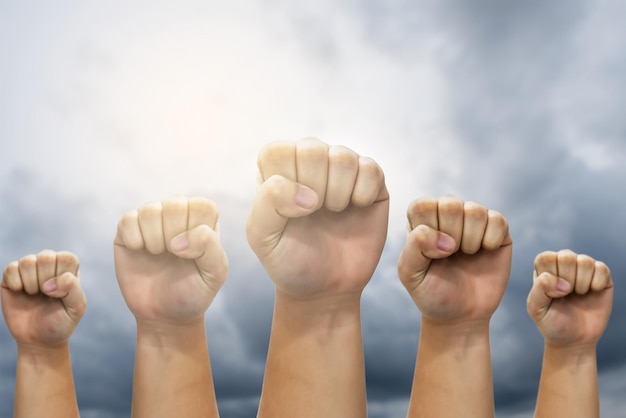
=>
[358,156,382,174]
[162,196,189,212]
[190,197,219,223]
[439,194,463,205]
[407,198,436,219]
[203,199,219,217]
[258,141,296,169]
[119,210,138,229]
[3,261,17,277]
[596,261,611,277]
[534,251,554,268]
[464,201,487,216]
[299,136,324,145]
[58,251,79,266]
[18,254,36,268]
[138,201,162,217]
[487,209,506,227]
[296,137,328,157]
[558,249,577,260]
[37,249,56,259]
[577,254,595,271]
[329,145,358,166]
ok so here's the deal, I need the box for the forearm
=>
[132,320,218,418]
[408,319,494,418]
[14,343,79,418]
[258,291,367,418]
[534,344,599,418]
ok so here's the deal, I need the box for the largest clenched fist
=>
[114,197,228,324]
[398,196,512,324]
[1,250,86,347]
[246,138,389,299]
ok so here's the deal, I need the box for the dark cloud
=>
[361,243,419,402]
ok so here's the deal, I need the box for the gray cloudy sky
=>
[1,1,625,417]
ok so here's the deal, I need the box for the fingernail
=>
[43,279,57,293]
[437,234,455,252]
[556,278,571,292]
[171,234,189,252]
[295,186,317,209]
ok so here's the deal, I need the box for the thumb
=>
[398,224,456,287]
[41,272,87,322]
[246,174,319,255]
[527,272,572,322]
[169,224,229,288]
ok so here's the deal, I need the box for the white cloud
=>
[1,0,455,239]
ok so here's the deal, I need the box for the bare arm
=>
[535,345,598,418]
[14,344,79,418]
[132,320,218,417]
[258,294,366,417]
[409,320,494,417]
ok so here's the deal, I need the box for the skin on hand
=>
[398,196,513,325]
[1,250,86,348]
[246,137,390,301]
[528,250,614,348]
[114,196,228,325]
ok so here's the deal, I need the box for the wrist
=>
[274,290,362,330]
[544,343,597,367]
[136,318,207,350]
[17,342,71,371]
[420,317,491,349]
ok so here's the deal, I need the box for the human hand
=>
[114,197,228,325]
[1,250,86,348]
[398,196,512,325]
[246,138,389,301]
[527,250,613,348]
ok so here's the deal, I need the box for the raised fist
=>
[246,138,389,300]
[1,250,86,348]
[528,250,613,347]
[114,197,228,324]
[398,196,512,324]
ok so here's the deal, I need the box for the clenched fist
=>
[398,196,512,324]
[114,197,228,324]
[246,137,389,300]
[1,250,86,348]
[528,250,613,347]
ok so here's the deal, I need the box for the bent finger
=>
[527,271,571,322]
[246,175,318,257]
[2,261,23,292]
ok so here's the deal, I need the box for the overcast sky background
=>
[1,1,625,417]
